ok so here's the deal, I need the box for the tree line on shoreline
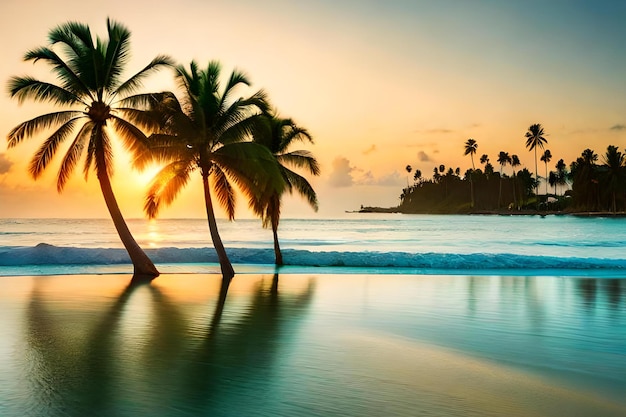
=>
[396,125,626,214]
[5,19,320,285]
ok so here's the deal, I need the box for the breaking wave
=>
[1,243,625,276]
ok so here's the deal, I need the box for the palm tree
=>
[511,154,521,208]
[602,145,625,212]
[6,19,172,281]
[497,151,511,208]
[524,123,548,208]
[405,165,412,187]
[413,169,422,184]
[251,112,320,265]
[464,138,478,208]
[555,158,568,195]
[138,61,284,282]
[570,149,599,210]
[540,149,552,195]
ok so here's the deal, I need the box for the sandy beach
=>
[1,273,624,416]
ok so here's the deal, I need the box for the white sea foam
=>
[1,244,624,276]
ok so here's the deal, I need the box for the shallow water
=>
[1,273,625,416]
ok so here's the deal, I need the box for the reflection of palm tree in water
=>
[25,281,188,416]
[181,273,315,413]
[23,274,314,416]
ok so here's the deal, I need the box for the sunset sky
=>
[1,0,625,219]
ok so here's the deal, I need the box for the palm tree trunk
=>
[534,148,540,209]
[97,170,159,282]
[498,172,503,209]
[202,174,235,282]
[272,223,283,266]
[512,173,517,209]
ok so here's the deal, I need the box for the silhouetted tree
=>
[139,61,283,281]
[7,19,172,281]
[525,124,548,208]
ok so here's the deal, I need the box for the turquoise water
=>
[0,273,625,416]
[2,214,626,275]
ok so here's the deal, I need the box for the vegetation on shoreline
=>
[368,128,626,216]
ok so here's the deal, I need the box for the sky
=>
[0,0,625,219]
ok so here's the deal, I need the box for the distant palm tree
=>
[511,154,521,208]
[570,149,599,210]
[464,138,478,208]
[413,169,422,184]
[540,149,552,195]
[251,113,320,265]
[497,151,511,208]
[6,19,172,281]
[602,145,625,212]
[405,164,412,187]
[555,158,568,194]
[548,171,558,195]
[525,123,548,208]
[480,154,489,165]
[138,61,283,282]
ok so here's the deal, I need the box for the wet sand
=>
[0,273,624,416]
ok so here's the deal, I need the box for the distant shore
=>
[354,206,626,217]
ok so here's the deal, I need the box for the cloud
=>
[0,154,12,175]
[362,144,377,155]
[328,156,354,187]
[354,169,403,186]
[416,128,454,134]
[610,124,626,131]
[418,151,431,162]
[328,157,404,188]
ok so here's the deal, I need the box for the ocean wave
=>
[1,243,625,273]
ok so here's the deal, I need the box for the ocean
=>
[1,214,625,416]
[1,214,625,276]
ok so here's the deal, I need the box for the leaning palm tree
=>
[524,123,548,208]
[540,149,552,195]
[464,138,478,208]
[251,113,320,265]
[6,19,172,281]
[137,61,284,282]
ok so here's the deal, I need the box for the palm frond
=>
[109,115,150,157]
[7,110,83,147]
[8,77,82,106]
[57,122,92,191]
[83,130,96,181]
[211,167,237,220]
[219,68,251,109]
[277,150,321,176]
[102,19,132,93]
[281,123,314,149]
[48,21,94,52]
[23,47,93,99]
[144,162,192,218]
[133,133,194,169]
[213,142,285,204]
[28,118,79,179]
[283,168,319,210]
[113,55,174,99]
